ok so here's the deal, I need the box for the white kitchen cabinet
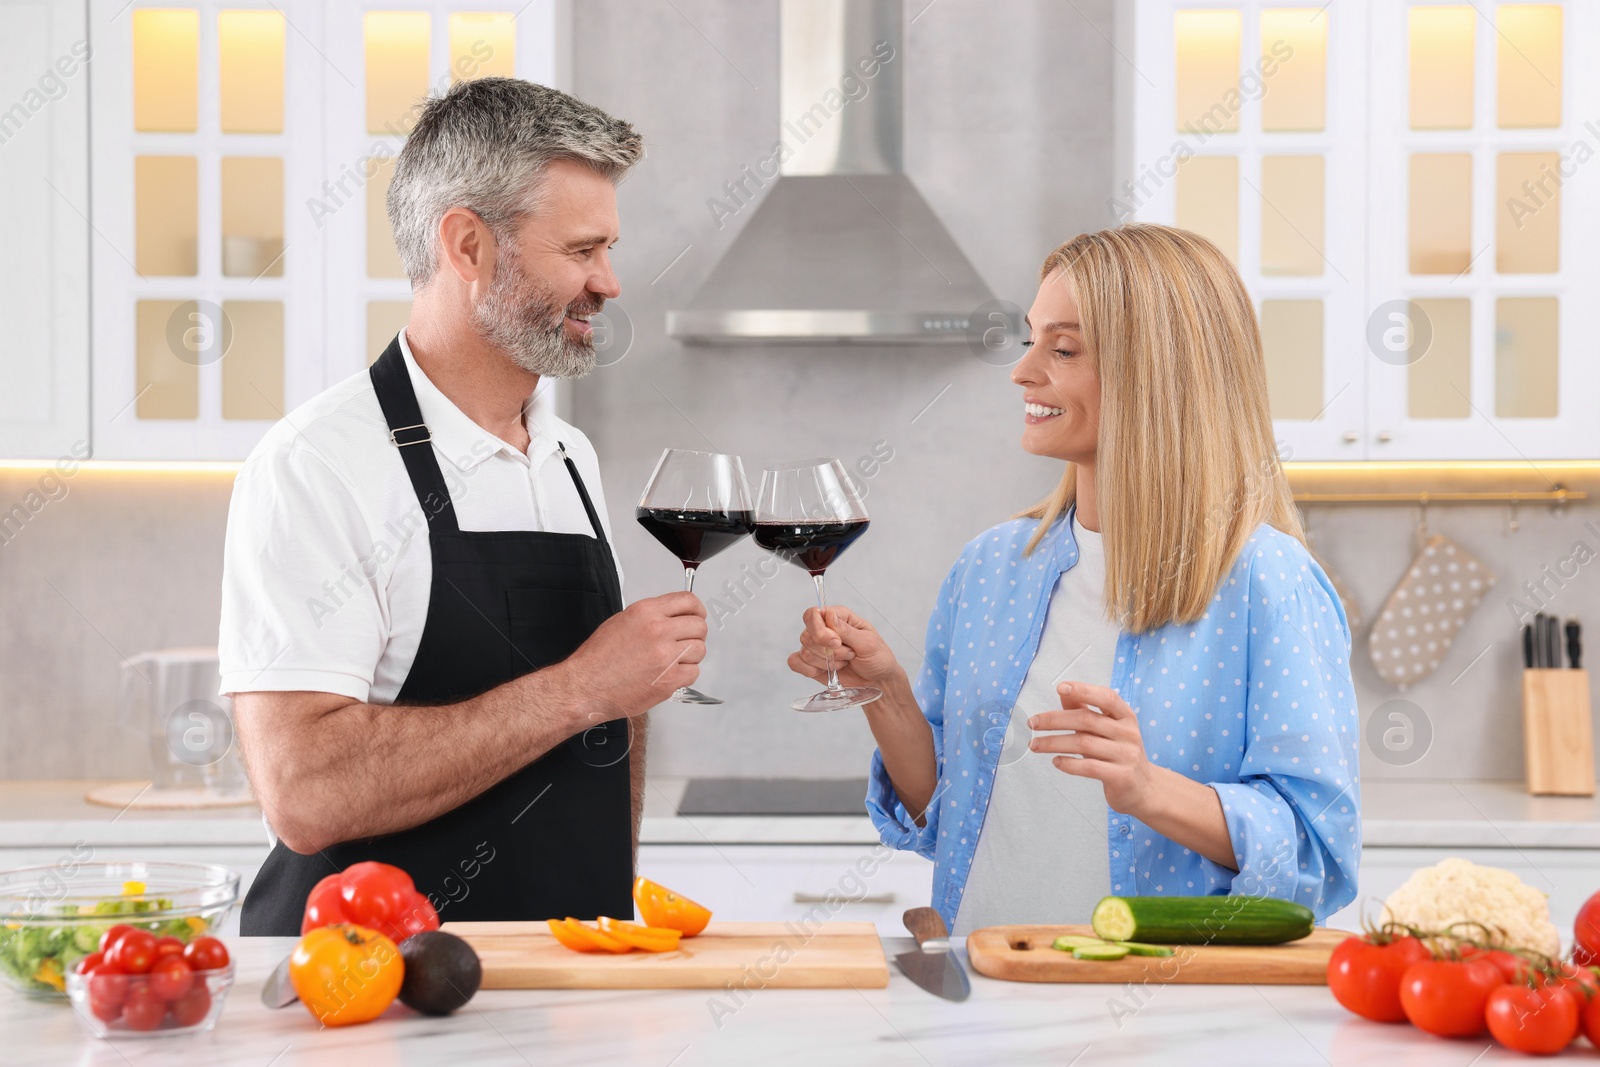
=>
[1127,0,1598,461]
[80,0,565,460]
[1326,845,1600,944]
[0,0,90,459]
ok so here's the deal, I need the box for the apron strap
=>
[557,442,610,547]
[369,335,461,534]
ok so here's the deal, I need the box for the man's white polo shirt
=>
[218,329,620,704]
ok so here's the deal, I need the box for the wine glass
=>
[637,448,754,705]
[754,458,879,713]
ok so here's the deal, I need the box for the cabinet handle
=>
[792,892,897,905]
[1375,430,1393,443]
[1342,430,1359,443]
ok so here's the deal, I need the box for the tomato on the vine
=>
[1573,890,1600,967]
[1486,982,1579,1054]
[1399,958,1505,1037]
[1327,935,1433,1022]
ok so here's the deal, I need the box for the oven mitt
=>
[1367,534,1495,690]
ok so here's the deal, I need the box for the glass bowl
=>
[0,861,240,998]
[66,961,233,1038]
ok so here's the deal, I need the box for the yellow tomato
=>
[633,877,712,937]
[288,924,403,1027]
[598,916,682,952]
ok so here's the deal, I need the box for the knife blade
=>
[894,906,970,1002]
[260,952,298,1008]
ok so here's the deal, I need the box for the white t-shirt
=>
[218,329,620,704]
[952,514,1117,937]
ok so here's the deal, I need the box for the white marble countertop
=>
[3,778,1600,850]
[2,932,1577,1066]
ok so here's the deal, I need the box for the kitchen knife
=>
[1523,624,1535,669]
[1534,613,1549,668]
[895,906,971,1002]
[260,953,298,1008]
[1568,617,1583,669]
[1548,614,1561,670]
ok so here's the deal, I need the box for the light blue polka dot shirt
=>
[866,506,1362,931]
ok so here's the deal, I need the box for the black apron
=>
[240,337,633,935]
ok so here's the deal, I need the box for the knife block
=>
[1522,668,1595,796]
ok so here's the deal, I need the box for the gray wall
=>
[1,0,1594,786]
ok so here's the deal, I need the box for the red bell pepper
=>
[301,862,440,944]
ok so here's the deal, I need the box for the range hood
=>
[667,0,995,345]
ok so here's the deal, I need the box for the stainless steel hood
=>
[667,0,994,345]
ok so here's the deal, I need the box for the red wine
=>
[752,520,870,576]
[637,508,754,567]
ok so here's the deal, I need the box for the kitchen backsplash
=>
[0,0,1592,785]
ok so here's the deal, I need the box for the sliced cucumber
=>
[1091,895,1314,946]
[1114,940,1175,957]
[1051,934,1111,951]
[1072,943,1130,961]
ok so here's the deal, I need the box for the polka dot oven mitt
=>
[1367,534,1496,690]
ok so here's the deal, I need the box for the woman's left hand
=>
[1028,681,1155,816]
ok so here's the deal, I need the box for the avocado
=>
[398,931,482,1016]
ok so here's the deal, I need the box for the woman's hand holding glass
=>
[787,605,904,692]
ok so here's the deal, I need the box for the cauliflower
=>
[1380,857,1560,957]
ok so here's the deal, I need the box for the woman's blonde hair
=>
[1017,222,1305,633]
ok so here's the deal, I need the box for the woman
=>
[788,224,1360,935]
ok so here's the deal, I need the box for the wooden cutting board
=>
[440,920,889,989]
[965,924,1348,985]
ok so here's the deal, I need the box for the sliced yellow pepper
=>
[33,957,64,993]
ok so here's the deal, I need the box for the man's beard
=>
[471,243,602,379]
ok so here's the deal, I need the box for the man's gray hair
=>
[386,78,643,287]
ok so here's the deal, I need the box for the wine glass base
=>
[790,686,882,713]
[672,686,724,705]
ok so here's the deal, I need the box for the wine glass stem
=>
[683,566,697,595]
[813,573,842,692]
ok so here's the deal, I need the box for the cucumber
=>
[1051,935,1110,951]
[1091,895,1314,946]
[1072,944,1130,961]
[1114,940,1175,957]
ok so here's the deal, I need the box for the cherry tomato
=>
[180,936,230,972]
[147,956,193,1001]
[98,924,134,956]
[87,988,123,1023]
[1326,935,1433,1023]
[1400,958,1505,1037]
[1486,981,1580,1054]
[168,982,212,1028]
[74,951,105,975]
[1574,890,1600,967]
[109,929,158,975]
[153,936,186,960]
[121,989,166,1032]
[85,965,129,1009]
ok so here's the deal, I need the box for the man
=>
[221,79,707,934]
